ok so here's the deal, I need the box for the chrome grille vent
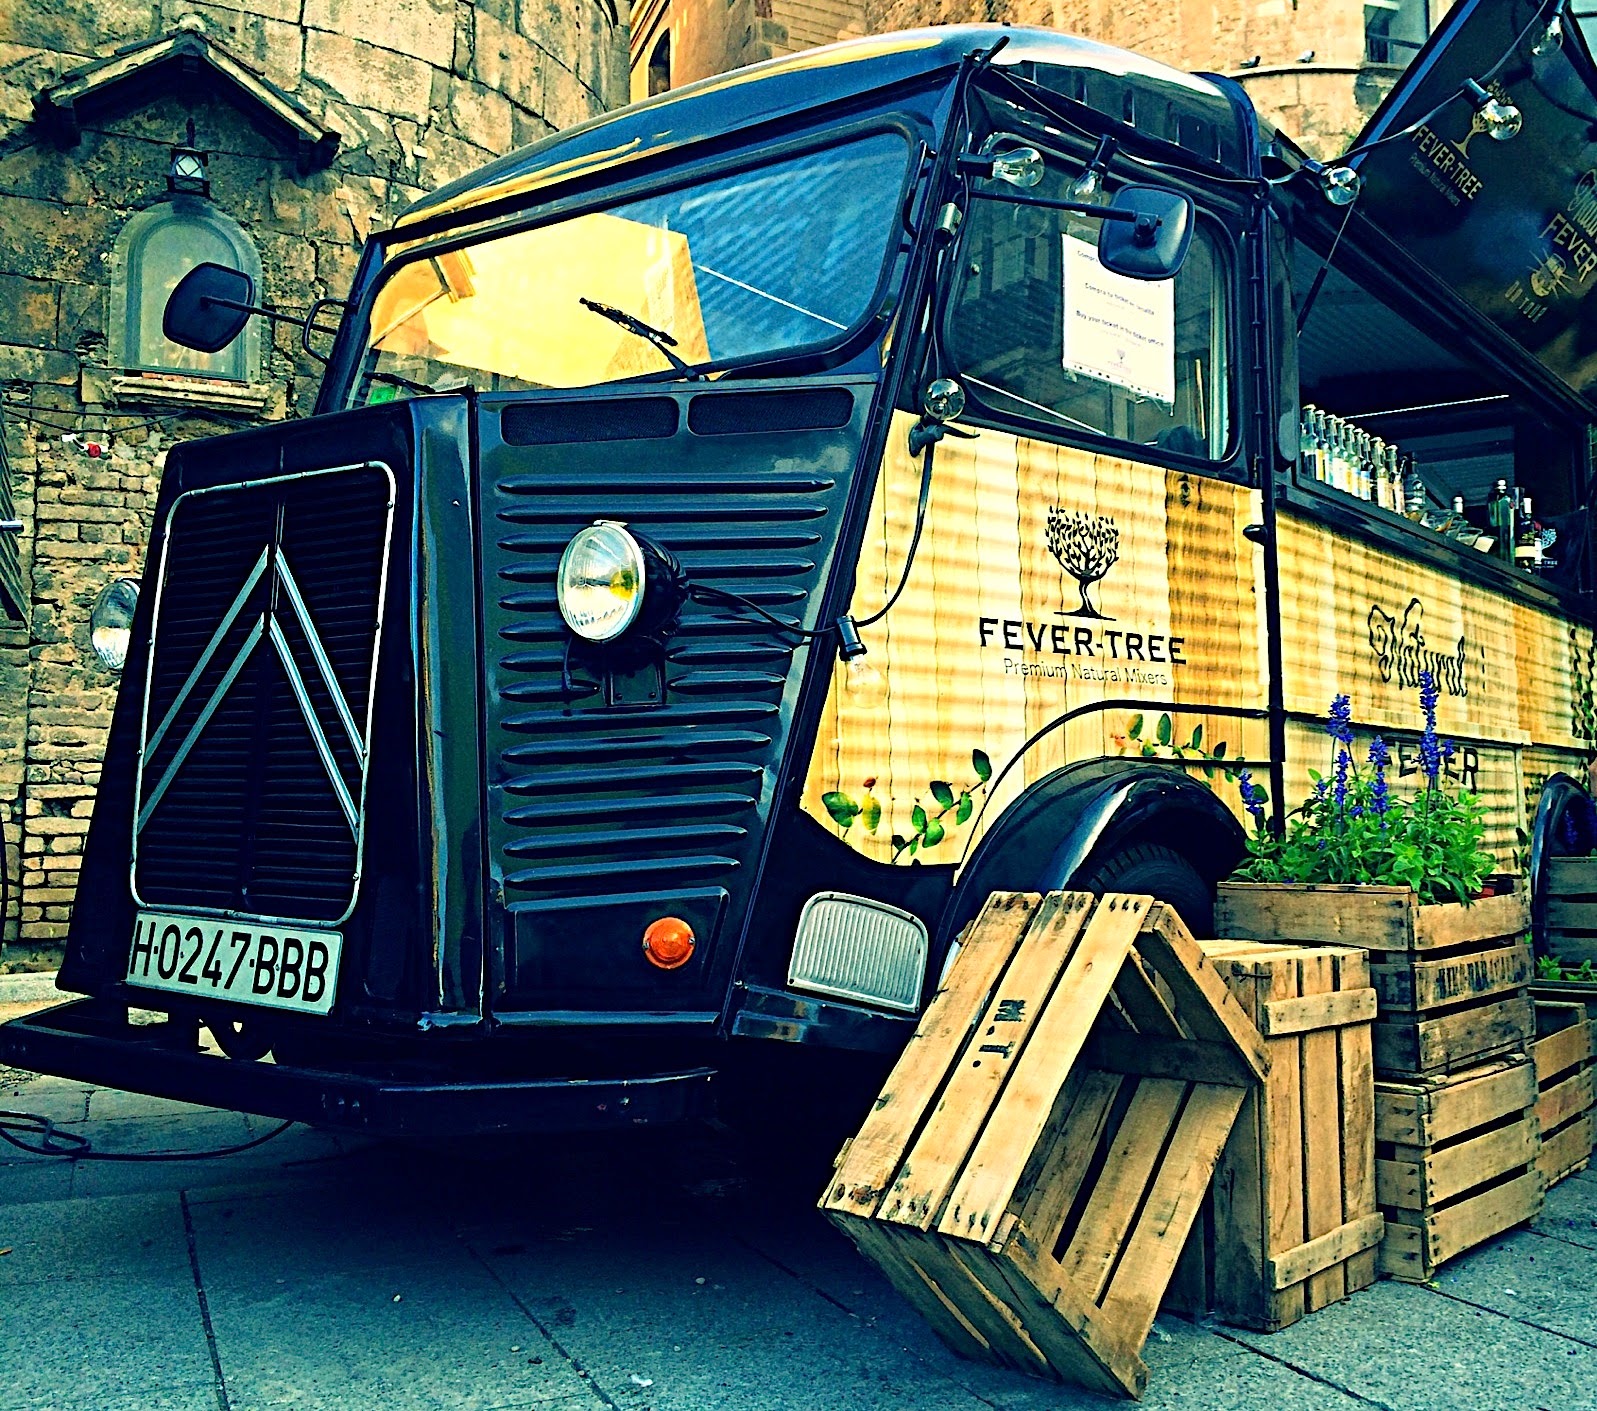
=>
[132,464,395,924]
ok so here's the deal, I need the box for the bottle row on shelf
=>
[1298,405,1555,574]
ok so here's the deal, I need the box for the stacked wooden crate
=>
[1374,1056,1541,1281]
[1186,941,1383,1330]
[1217,883,1543,1283]
[823,891,1267,1400]
[1543,857,1597,976]
[1530,1000,1595,1187]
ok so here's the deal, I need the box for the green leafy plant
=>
[1118,711,1241,785]
[822,749,993,862]
[1230,672,1496,906]
[1537,955,1597,983]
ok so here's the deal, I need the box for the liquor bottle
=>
[1355,431,1374,502]
[1403,457,1430,524]
[1516,494,1544,572]
[1487,479,1515,563]
[1300,407,1323,482]
[1381,443,1402,512]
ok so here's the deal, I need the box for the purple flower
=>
[1368,735,1390,822]
[1417,672,1442,784]
[1326,693,1354,746]
[1237,769,1266,827]
[1333,745,1352,817]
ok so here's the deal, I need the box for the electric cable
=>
[0,1108,295,1161]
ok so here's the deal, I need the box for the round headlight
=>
[557,522,647,643]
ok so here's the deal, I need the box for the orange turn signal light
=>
[642,916,695,970]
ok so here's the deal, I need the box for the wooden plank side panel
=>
[1209,956,1268,1328]
[1531,1002,1594,1082]
[823,891,1037,1218]
[1057,1077,1190,1302]
[1107,1082,1247,1342]
[1369,943,1532,1013]
[1379,1171,1545,1281]
[1539,1112,1595,1186]
[1138,905,1269,1079]
[1216,883,1415,949]
[1537,1068,1595,1132]
[935,896,1151,1240]
[1013,1069,1123,1249]
[1298,953,1348,1313]
[885,891,1094,1231]
[1336,951,1380,1296]
[1263,947,1306,1330]
[1377,1116,1540,1209]
[1372,995,1535,1076]
[1375,1057,1538,1145]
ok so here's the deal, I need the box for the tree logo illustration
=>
[1047,507,1119,620]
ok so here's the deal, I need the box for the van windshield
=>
[350,131,911,403]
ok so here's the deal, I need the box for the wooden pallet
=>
[1374,1055,1544,1282]
[1182,941,1383,1332]
[1531,1000,1595,1187]
[1217,883,1533,1077]
[1544,857,1597,969]
[821,891,1267,1400]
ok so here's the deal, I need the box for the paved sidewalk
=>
[0,1062,1593,1411]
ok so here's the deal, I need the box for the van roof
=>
[397,25,1258,231]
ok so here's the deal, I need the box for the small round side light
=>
[642,916,695,970]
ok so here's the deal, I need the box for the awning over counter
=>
[1348,0,1597,403]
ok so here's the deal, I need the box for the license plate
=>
[126,911,341,1016]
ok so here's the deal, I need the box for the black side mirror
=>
[163,262,255,352]
[1098,186,1195,281]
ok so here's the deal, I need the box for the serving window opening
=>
[1293,250,1592,595]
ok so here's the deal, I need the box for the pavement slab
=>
[2,1070,1597,1410]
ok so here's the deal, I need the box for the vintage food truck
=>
[5,1,1596,1135]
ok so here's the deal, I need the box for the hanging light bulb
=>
[1067,134,1117,205]
[1533,2,1566,57]
[1462,78,1523,142]
[836,615,887,706]
[1301,159,1362,206]
[989,146,1045,189]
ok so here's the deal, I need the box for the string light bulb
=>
[1533,1,1566,56]
[1067,134,1117,205]
[1462,78,1522,142]
[836,615,887,706]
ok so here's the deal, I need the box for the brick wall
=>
[0,1,628,954]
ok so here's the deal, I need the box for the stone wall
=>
[635,0,1462,158]
[0,1,627,953]
[630,0,863,103]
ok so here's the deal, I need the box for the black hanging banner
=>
[1350,0,1597,402]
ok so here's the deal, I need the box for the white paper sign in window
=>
[1060,234,1176,405]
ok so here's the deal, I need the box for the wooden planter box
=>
[1531,1000,1595,1187]
[823,891,1267,1401]
[1374,1055,1544,1282]
[1180,941,1383,1332]
[1217,883,1533,1077]
[1544,857,1597,970]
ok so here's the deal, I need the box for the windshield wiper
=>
[579,297,698,378]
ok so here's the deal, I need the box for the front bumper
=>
[0,1000,716,1137]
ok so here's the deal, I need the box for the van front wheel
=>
[1075,842,1213,938]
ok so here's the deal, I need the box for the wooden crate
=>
[1183,941,1384,1332]
[822,891,1268,1400]
[1544,857,1597,970]
[1217,883,1533,1077]
[1374,1055,1544,1282]
[1531,1000,1595,1187]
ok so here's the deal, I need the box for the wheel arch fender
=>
[937,759,1246,945]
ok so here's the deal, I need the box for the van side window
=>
[1294,251,1591,593]
[944,169,1231,462]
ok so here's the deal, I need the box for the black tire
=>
[1076,841,1214,937]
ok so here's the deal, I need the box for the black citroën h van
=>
[11,11,1595,1135]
